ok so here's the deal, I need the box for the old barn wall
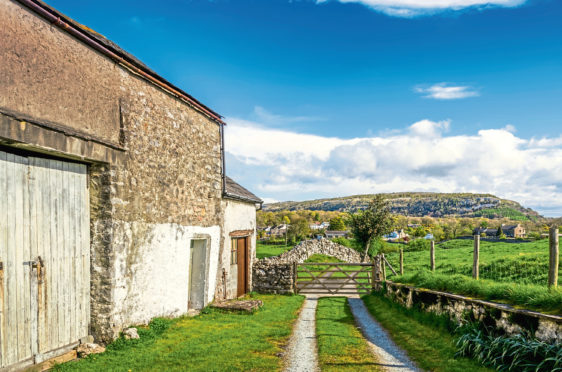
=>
[1,0,224,343]
[219,200,257,299]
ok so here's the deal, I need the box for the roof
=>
[16,0,224,125]
[224,176,263,204]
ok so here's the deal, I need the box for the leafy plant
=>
[455,324,562,371]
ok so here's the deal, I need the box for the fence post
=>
[473,234,480,280]
[374,255,381,282]
[381,253,387,281]
[399,248,404,275]
[293,262,298,293]
[430,240,435,272]
[549,227,559,288]
[371,259,377,289]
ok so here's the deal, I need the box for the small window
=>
[231,238,238,264]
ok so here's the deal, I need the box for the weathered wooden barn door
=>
[0,150,90,369]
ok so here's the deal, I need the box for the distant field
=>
[386,239,559,286]
[385,239,562,314]
[256,242,294,259]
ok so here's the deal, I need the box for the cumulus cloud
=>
[225,118,562,216]
[415,83,480,100]
[317,0,527,17]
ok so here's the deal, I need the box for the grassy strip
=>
[316,297,382,371]
[392,270,562,314]
[256,242,294,259]
[55,294,304,372]
[362,292,493,372]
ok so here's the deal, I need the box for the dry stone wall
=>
[377,281,562,343]
[252,238,362,294]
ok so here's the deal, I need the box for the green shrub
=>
[456,324,562,371]
[404,238,430,252]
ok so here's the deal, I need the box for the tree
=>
[329,216,346,231]
[287,217,310,244]
[346,195,394,262]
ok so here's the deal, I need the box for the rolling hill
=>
[263,192,542,220]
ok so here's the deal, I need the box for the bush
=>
[331,237,352,247]
[404,239,430,252]
[456,324,562,371]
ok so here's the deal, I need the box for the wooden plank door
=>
[0,151,33,368]
[0,151,90,369]
[236,238,248,297]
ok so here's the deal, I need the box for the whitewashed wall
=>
[221,199,257,299]
[110,221,220,328]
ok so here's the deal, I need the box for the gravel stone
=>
[348,298,419,372]
[284,296,319,372]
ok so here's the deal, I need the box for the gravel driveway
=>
[348,298,419,372]
[283,296,319,372]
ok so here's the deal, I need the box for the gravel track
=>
[348,297,419,372]
[283,296,319,372]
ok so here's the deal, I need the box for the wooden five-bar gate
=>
[294,262,376,295]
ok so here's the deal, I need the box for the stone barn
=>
[0,0,260,369]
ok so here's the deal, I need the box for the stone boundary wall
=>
[375,281,562,343]
[265,238,362,264]
[252,238,362,294]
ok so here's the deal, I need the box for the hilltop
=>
[263,192,542,220]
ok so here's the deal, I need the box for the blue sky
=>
[48,0,562,215]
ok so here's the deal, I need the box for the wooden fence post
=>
[473,234,480,280]
[430,240,435,272]
[293,262,298,293]
[549,227,559,288]
[381,253,387,281]
[371,259,377,289]
[399,248,404,275]
[374,255,381,282]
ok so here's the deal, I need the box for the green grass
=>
[387,239,560,286]
[54,294,304,372]
[473,207,531,220]
[316,297,382,371]
[256,242,294,259]
[362,292,493,372]
[392,270,562,314]
[384,239,562,314]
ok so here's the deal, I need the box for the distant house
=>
[326,230,350,239]
[309,221,329,230]
[383,229,408,241]
[473,224,526,238]
[270,224,289,237]
[424,233,434,240]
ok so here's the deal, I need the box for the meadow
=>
[384,239,562,313]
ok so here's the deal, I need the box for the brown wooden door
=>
[236,237,248,297]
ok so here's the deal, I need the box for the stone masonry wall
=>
[376,281,562,343]
[252,238,362,294]
[1,2,225,343]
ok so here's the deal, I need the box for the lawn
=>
[362,292,493,372]
[316,297,382,371]
[256,242,294,259]
[54,294,304,372]
[384,239,562,314]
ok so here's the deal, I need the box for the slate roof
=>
[224,176,262,204]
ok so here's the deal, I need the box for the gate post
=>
[473,235,480,280]
[549,227,559,288]
[293,262,298,293]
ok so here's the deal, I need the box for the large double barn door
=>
[0,150,90,369]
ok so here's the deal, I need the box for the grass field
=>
[386,239,560,286]
[362,292,493,372]
[54,294,304,372]
[256,242,294,259]
[316,297,382,371]
[384,239,562,314]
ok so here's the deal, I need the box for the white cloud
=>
[415,83,480,100]
[225,117,562,217]
[317,0,527,17]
